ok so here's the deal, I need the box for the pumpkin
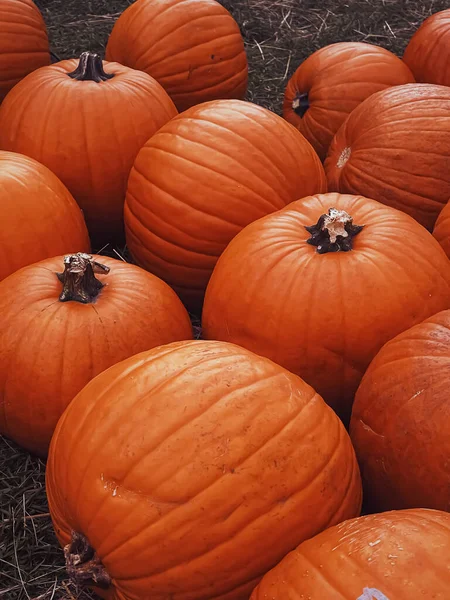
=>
[250,509,450,599]
[202,192,450,425]
[350,309,450,512]
[0,253,192,456]
[46,339,362,599]
[283,42,415,161]
[124,99,327,313]
[0,0,50,102]
[433,199,450,258]
[0,150,90,281]
[0,52,177,245]
[105,0,248,112]
[403,9,450,87]
[325,83,450,230]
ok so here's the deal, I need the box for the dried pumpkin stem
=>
[57,253,110,303]
[292,92,309,117]
[64,531,111,590]
[68,52,114,82]
[305,208,364,254]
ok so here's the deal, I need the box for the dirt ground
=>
[2,0,449,599]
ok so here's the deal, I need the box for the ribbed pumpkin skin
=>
[202,193,450,425]
[325,84,450,230]
[403,9,450,86]
[46,340,362,600]
[0,58,177,245]
[0,0,50,102]
[433,200,450,258]
[0,151,90,281]
[350,310,450,513]
[283,42,414,161]
[250,509,450,599]
[124,99,327,313]
[0,255,192,457]
[105,0,248,112]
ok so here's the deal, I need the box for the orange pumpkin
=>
[0,151,90,281]
[350,310,450,512]
[202,193,450,425]
[124,99,327,313]
[46,340,362,599]
[250,509,450,599]
[403,9,450,86]
[0,0,50,102]
[106,0,248,112]
[283,42,414,161]
[325,83,450,230]
[0,52,177,245]
[433,199,450,258]
[0,253,192,456]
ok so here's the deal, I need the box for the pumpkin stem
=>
[64,531,111,590]
[68,52,114,82]
[305,208,364,254]
[292,92,309,117]
[57,253,110,303]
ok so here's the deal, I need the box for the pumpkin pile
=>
[1,1,450,598]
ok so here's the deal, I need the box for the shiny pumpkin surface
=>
[283,42,414,161]
[433,200,450,258]
[46,340,362,599]
[106,0,248,112]
[250,509,450,599]
[0,150,90,281]
[124,99,327,313]
[351,309,450,512]
[0,57,177,245]
[0,0,50,101]
[0,255,192,456]
[202,193,450,425]
[325,83,450,230]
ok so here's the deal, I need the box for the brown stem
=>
[292,92,309,117]
[305,208,364,254]
[68,52,114,82]
[64,531,112,590]
[57,253,110,303]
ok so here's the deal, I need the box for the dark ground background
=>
[2,0,449,599]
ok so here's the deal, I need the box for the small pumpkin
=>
[202,193,450,425]
[0,253,192,456]
[0,0,50,102]
[433,199,450,258]
[251,509,450,599]
[124,99,327,313]
[350,309,450,512]
[0,52,177,245]
[403,9,450,87]
[325,83,450,230]
[0,150,90,281]
[283,42,414,161]
[106,0,248,112]
[46,339,361,599]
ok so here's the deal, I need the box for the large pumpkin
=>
[325,83,450,230]
[0,253,192,456]
[202,192,450,425]
[251,509,450,599]
[403,9,450,87]
[105,0,248,112]
[46,340,362,599]
[283,42,414,161]
[124,99,327,313]
[0,52,177,245]
[350,310,450,512]
[433,199,450,258]
[0,0,50,102]
[0,151,90,281]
